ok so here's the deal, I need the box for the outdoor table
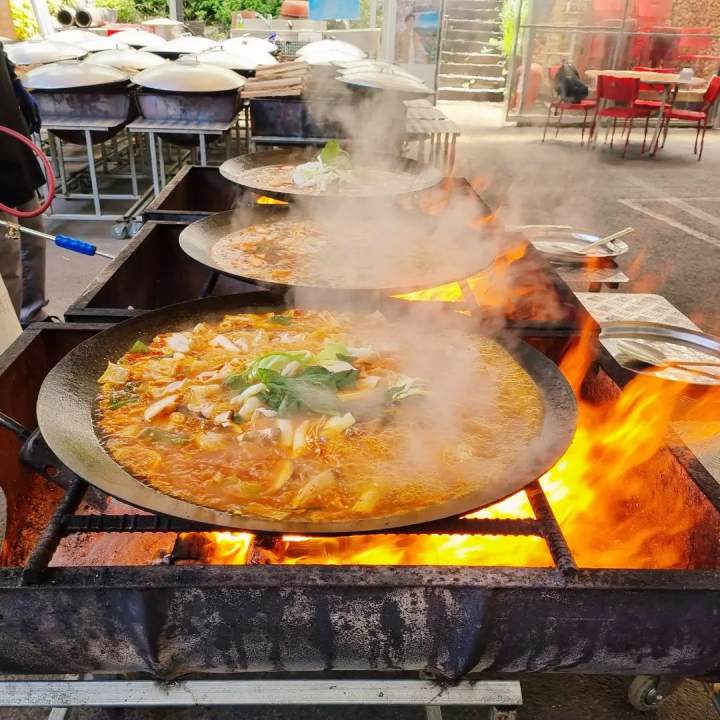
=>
[405,99,460,172]
[586,69,706,156]
[127,115,242,196]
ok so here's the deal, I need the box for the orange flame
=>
[558,315,598,391]
[256,196,288,205]
[394,242,527,307]
[205,531,253,564]
[204,362,720,570]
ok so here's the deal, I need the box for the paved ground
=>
[6,102,720,719]
[442,101,720,325]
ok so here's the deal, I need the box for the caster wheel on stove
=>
[112,223,129,240]
[628,675,666,712]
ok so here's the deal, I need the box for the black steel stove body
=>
[0,325,719,682]
[3,564,720,681]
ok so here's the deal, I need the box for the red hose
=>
[0,124,55,218]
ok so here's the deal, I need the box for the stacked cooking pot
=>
[13,34,250,148]
[20,53,135,145]
[13,32,425,151]
[132,62,245,146]
[177,38,278,77]
[263,39,431,150]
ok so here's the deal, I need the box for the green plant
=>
[134,0,167,15]
[97,0,166,22]
[206,0,282,29]
[96,0,282,32]
[10,0,39,40]
[97,0,141,23]
[10,0,63,38]
[500,0,526,59]
[184,0,224,21]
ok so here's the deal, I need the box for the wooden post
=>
[0,0,17,40]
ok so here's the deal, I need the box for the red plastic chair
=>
[632,65,678,111]
[541,65,597,145]
[589,75,655,157]
[659,75,720,159]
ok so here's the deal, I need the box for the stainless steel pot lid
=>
[133,62,245,91]
[297,39,366,64]
[222,36,278,55]
[6,40,88,66]
[338,66,431,95]
[155,35,218,54]
[85,48,168,71]
[24,61,129,90]
[110,29,168,48]
[51,29,128,52]
[337,59,421,80]
[142,18,185,28]
[178,48,276,70]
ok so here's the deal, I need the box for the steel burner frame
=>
[0,323,718,686]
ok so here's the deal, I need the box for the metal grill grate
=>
[16,468,577,585]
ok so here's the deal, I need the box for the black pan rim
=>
[37,293,577,534]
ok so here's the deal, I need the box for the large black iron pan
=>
[37,293,577,534]
[178,206,497,294]
[219,148,444,202]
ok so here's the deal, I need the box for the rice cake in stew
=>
[95,310,544,523]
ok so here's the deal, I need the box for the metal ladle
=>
[576,226,634,254]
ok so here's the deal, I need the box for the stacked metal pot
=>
[11,30,426,152]
[12,32,252,148]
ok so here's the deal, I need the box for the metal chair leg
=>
[542,103,554,143]
[660,115,670,149]
[610,118,618,148]
[698,120,708,160]
[588,112,597,146]
[623,116,634,158]
[641,115,650,153]
[590,110,602,148]
[694,119,701,154]
[581,109,589,145]
[555,106,565,138]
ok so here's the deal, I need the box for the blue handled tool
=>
[0,220,115,260]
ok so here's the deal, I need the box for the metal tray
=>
[526,228,630,263]
[219,148,444,202]
[600,321,720,385]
